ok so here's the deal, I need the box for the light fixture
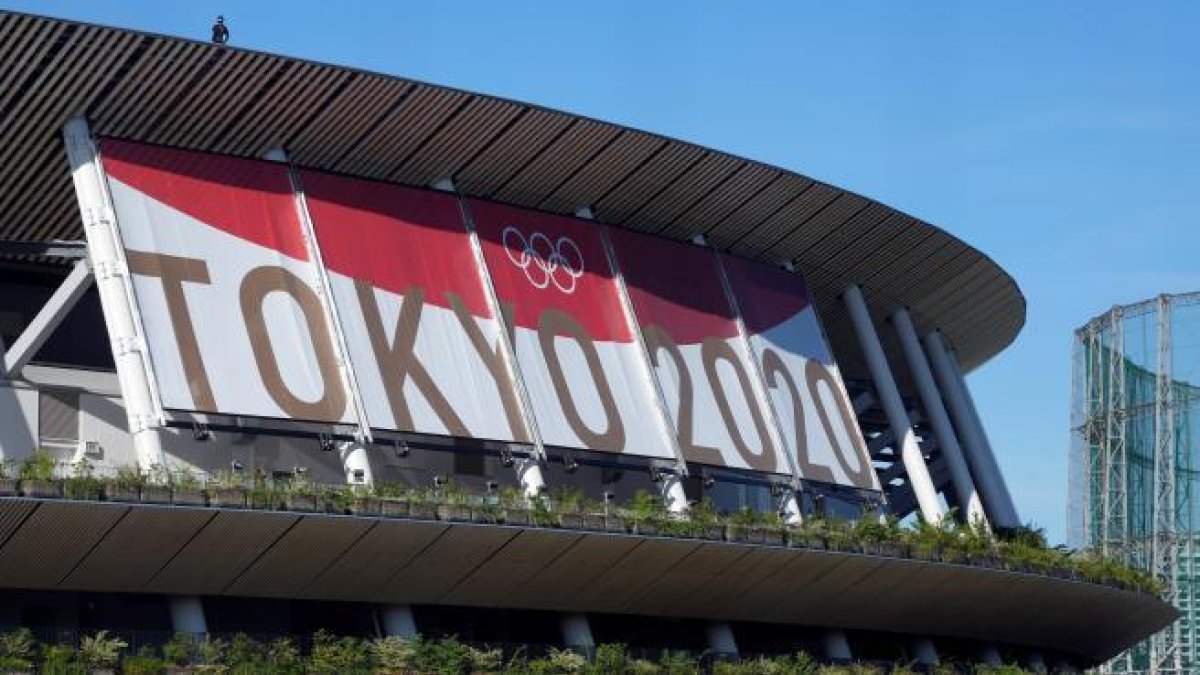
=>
[192,423,211,442]
[230,459,245,471]
[319,435,337,453]
[499,447,514,468]
[394,440,410,458]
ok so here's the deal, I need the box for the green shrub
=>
[41,643,84,674]
[122,646,167,675]
[79,630,127,670]
[19,450,57,482]
[591,643,630,674]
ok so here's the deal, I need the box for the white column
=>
[515,456,546,500]
[891,308,987,528]
[779,490,803,525]
[1023,651,1047,673]
[822,629,852,662]
[909,637,938,667]
[168,596,207,635]
[661,473,688,515]
[2,259,93,378]
[705,622,738,658]
[62,117,166,472]
[380,605,418,637]
[922,331,1020,528]
[560,613,594,650]
[843,285,944,523]
[339,442,374,486]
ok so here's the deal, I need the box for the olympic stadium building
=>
[0,10,1176,672]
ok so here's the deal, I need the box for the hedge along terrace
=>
[0,450,1163,598]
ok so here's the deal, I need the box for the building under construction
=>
[1071,292,1200,673]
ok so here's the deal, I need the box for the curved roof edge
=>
[0,9,1025,379]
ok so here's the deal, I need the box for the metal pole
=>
[922,330,1020,528]
[447,181,547,499]
[62,117,166,472]
[272,148,376,486]
[891,308,987,528]
[585,206,690,514]
[843,285,944,523]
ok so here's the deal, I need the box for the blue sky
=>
[11,1,1200,542]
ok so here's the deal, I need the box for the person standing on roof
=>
[211,16,229,45]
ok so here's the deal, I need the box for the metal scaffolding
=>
[1070,292,1200,674]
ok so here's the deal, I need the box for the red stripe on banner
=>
[469,199,634,342]
[99,139,308,261]
[301,172,492,317]
[607,228,739,344]
[719,254,811,334]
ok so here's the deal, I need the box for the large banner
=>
[608,229,790,474]
[92,139,876,487]
[301,174,528,443]
[719,255,880,490]
[101,140,353,424]
[468,200,674,458]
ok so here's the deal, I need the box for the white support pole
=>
[1023,650,1047,673]
[582,204,692,515]
[3,260,94,378]
[704,622,739,658]
[560,613,595,651]
[822,629,852,662]
[843,285,944,523]
[62,117,166,472]
[891,308,988,528]
[168,596,207,635]
[448,179,547,500]
[922,331,1020,528]
[779,489,803,525]
[380,604,418,638]
[271,147,377,487]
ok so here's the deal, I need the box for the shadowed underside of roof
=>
[0,10,1024,383]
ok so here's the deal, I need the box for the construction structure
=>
[1070,292,1200,673]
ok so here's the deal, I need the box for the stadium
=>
[0,9,1176,672]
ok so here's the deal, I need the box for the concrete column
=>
[891,308,988,528]
[922,331,1020,528]
[560,613,594,650]
[1023,651,1047,673]
[339,441,374,486]
[705,622,738,658]
[168,596,207,635]
[843,285,944,523]
[822,629,852,662]
[661,473,689,514]
[63,117,165,472]
[515,456,546,500]
[909,637,938,667]
[380,604,418,637]
[780,489,803,525]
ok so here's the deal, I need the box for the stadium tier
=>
[0,9,1174,672]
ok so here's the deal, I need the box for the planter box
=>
[208,488,247,509]
[104,486,142,503]
[350,497,382,516]
[436,503,472,522]
[629,520,658,536]
[472,508,501,524]
[559,513,586,529]
[0,478,20,496]
[20,480,61,499]
[605,516,629,534]
[794,536,825,550]
[172,489,208,507]
[579,513,607,531]
[379,499,411,518]
[408,502,437,520]
[502,508,531,526]
[141,485,173,504]
[699,524,726,541]
[284,494,319,512]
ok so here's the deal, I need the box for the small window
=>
[38,389,79,447]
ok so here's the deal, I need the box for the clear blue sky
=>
[11,1,1200,543]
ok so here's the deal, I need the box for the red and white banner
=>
[719,255,879,490]
[469,200,674,458]
[302,173,528,442]
[93,139,875,486]
[101,139,353,424]
[609,229,790,473]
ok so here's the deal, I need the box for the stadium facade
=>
[0,9,1175,671]
[1071,293,1200,674]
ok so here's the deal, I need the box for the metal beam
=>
[2,258,93,378]
[0,240,88,259]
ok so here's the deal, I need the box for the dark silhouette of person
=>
[211,16,229,45]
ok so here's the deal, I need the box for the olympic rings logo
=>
[501,226,584,294]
